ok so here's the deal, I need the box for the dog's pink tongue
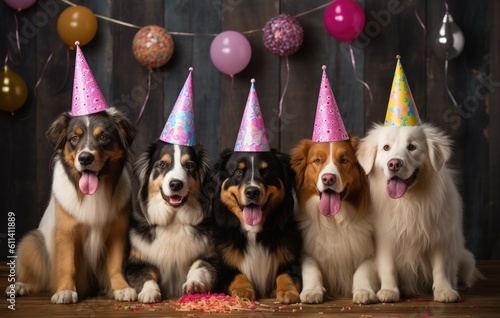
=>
[243,206,262,226]
[319,191,341,217]
[79,172,99,195]
[387,179,407,199]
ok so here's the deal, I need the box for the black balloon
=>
[430,12,465,60]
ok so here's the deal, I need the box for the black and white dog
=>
[125,141,217,303]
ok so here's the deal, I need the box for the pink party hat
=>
[384,55,421,126]
[312,65,349,142]
[159,67,195,146]
[71,41,109,116]
[234,79,270,152]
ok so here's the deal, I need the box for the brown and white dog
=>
[10,108,137,304]
[290,139,378,304]
[212,150,302,304]
[357,124,479,302]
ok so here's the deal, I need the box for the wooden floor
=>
[1,261,499,317]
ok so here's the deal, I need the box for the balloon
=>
[262,14,304,57]
[0,65,28,113]
[210,30,251,76]
[57,6,98,50]
[132,25,174,68]
[430,12,464,60]
[324,0,365,43]
[3,0,36,11]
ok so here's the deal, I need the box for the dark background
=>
[1,0,498,260]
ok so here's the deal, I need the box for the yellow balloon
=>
[0,66,28,113]
[57,6,98,50]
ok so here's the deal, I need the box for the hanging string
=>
[278,56,290,118]
[34,51,55,95]
[414,5,426,35]
[51,48,71,95]
[444,59,458,106]
[13,13,22,59]
[60,0,334,36]
[348,43,373,105]
[136,68,153,124]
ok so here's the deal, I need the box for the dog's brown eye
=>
[185,161,196,170]
[383,145,390,151]
[158,161,167,169]
[262,169,271,177]
[70,135,79,144]
[314,158,321,164]
[408,144,416,151]
[99,134,110,143]
[234,169,243,178]
[340,157,349,164]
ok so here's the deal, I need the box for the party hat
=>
[159,67,195,146]
[384,55,421,126]
[234,79,270,152]
[312,65,349,142]
[71,41,109,116]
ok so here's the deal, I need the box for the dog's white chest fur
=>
[131,223,211,296]
[240,229,278,297]
[300,196,374,295]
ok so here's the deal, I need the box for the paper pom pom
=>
[262,14,304,57]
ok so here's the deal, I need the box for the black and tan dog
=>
[10,108,137,304]
[125,141,217,303]
[212,150,302,304]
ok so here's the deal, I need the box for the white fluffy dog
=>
[357,123,478,303]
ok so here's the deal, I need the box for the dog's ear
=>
[356,128,378,175]
[273,151,295,190]
[108,108,137,149]
[424,125,452,171]
[214,149,233,179]
[46,112,72,149]
[290,139,312,189]
[194,144,213,185]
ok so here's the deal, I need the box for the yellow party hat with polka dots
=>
[384,55,421,126]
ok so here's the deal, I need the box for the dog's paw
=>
[183,280,208,294]
[377,288,400,303]
[434,288,460,303]
[51,290,78,304]
[300,288,324,304]
[138,289,160,304]
[6,282,30,296]
[231,287,256,301]
[277,287,300,304]
[353,289,378,304]
[114,287,137,302]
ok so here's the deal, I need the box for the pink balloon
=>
[324,0,365,43]
[210,30,251,76]
[4,0,37,11]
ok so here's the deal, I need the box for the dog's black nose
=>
[169,179,184,192]
[388,159,403,172]
[78,152,94,166]
[245,186,260,200]
[321,173,336,186]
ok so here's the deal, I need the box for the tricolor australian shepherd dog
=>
[212,150,302,304]
[11,108,137,304]
[290,138,378,304]
[125,141,217,303]
[357,124,479,302]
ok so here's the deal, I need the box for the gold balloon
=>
[57,6,98,50]
[0,66,28,113]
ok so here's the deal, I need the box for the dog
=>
[290,138,378,304]
[212,150,302,304]
[10,108,137,304]
[357,123,479,303]
[125,141,217,303]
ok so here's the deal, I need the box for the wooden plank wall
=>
[0,0,498,259]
